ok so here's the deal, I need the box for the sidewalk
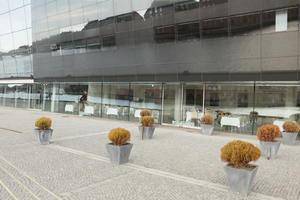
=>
[0,107,299,200]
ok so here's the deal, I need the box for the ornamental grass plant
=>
[201,114,213,125]
[256,124,281,142]
[108,128,131,146]
[140,109,152,117]
[141,116,154,127]
[283,121,300,133]
[221,140,261,168]
[35,117,52,130]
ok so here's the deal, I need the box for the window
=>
[276,10,287,32]
[231,13,261,36]
[103,35,116,47]
[154,25,175,43]
[177,22,200,40]
[86,37,101,51]
[175,1,199,12]
[262,7,299,33]
[116,14,133,23]
[201,18,228,38]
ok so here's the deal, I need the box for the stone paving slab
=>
[61,171,275,200]
[0,107,299,200]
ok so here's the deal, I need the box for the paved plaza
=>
[0,107,299,200]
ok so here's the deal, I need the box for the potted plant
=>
[256,124,281,159]
[221,140,261,194]
[282,121,300,145]
[34,117,53,145]
[106,128,133,164]
[138,116,155,139]
[200,114,214,135]
[140,109,151,117]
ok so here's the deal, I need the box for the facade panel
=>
[31,0,300,81]
[0,0,33,79]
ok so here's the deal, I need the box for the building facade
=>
[1,0,300,137]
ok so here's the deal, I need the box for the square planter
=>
[282,132,298,145]
[35,129,53,145]
[106,143,133,164]
[224,164,258,195]
[138,126,155,139]
[259,141,281,159]
[201,124,214,135]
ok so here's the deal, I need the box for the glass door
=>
[182,83,204,128]
[162,83,183,125]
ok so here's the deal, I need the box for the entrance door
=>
[29,84,44,110]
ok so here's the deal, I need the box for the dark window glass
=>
[200,0,228,8]
[209,93,219,106]
[231,13,261,36]
[103,35,116,47]
[201,18,228,38]
[186,89,195,105]
[154,25,175,43]
[86,37,101,50]
[116,14,133,23]
[288,7,299,21]
[185,88,203,106]
[60,41,74,55]
[237,93,248,107]
[73,39,86,49]
[83,20,99,30]
[99,17,115,27]
[177,22,200,40]
[175,1,199,12]
[288,7,299,31]
[146,5,174,18]
[60,41,73,50]
[262,10,275,32]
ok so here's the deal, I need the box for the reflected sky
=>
[0,1,31,53]
[0,0,32,78]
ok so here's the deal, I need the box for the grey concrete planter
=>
[282,132,299,145]
[106,143,133,164]
[224,164,258,195]
[259,141,281,159]
[35,129,53,145]
[201,124,214,135]
[138,126,155,139]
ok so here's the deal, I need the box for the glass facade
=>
[0,81,299,139]
[31,0,300,82]
[0,0,33,78]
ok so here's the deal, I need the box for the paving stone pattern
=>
[0,107,299,200]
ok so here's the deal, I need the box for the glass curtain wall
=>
[162,83,183,125]
[4,85,17,107]
[0,81,299,139]
[182,83,204,128]
[254,83,300,138]
[15,84,30,109]
[86,83,102,117]
[29,84,44,110]
[102,83,130,120]
[205,83,255,134]
[0,85,6,105]
[56,83,88,115]
[129,83,162,123]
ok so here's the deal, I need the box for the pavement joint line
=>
[52,128,136,142]
[49,144,285,200]
[0,127,22,134]
[0,155,65,200]
[0,179,20,200]
[0,162,41,200]
[52,131,108,142]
